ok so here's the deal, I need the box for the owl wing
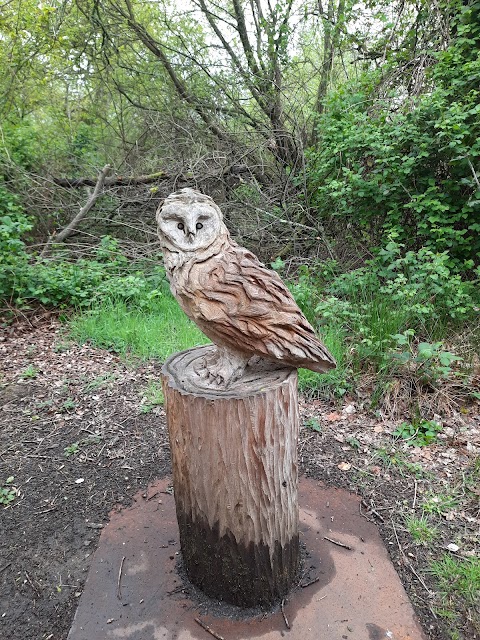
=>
[186,244,335,373]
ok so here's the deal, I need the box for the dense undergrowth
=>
[2,193,478,416]
[2,3,479,416]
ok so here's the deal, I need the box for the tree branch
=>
[51,169,181,188]
[41,165,111,255]
[122,0,227,141]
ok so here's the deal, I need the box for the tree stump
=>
[161,345,300,607]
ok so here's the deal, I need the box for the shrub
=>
[283,243,477,402]
[0,225,168,310]
[306,6,480,269]
[0,186,32,301]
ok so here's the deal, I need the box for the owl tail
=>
[301,357,336,374]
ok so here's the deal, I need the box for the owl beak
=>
[186,227,196,242]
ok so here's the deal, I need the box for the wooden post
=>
[161,345,300,607]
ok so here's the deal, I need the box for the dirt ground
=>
[0,314,478,640]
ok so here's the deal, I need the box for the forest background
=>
[1,2,479,639]
[1,0,479,414]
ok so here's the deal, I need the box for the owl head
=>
[156,188,228,253]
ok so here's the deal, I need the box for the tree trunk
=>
[161,345,300,607]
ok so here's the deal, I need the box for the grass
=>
[430,555,480,617]
[20,365,39,379]
[66,275,474,408]
[84,373,117,392]
[69,294,342,397]
[298,326,350,397]
[422,491,459,515]
[405,514,439,544]
[68,295,209,360]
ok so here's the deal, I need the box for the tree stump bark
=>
[161,345,300,607]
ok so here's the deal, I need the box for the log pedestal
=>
[161,345,300,607]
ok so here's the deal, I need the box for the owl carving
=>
[156,188,335,388]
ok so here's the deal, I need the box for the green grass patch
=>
[68,295,209,360]
[404,514,439,545]
[69,294,346,399]
[298,326,351,398]
[422,491,459,515]
[430,555,480,610]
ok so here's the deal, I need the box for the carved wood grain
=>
[156,188,336,387]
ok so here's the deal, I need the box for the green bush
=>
[0,224,168,310]
[316,241,478,340]
[270,240,477,398]
[306,6,480,268]
[0,186,32,301]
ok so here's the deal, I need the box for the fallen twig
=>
[25,571,40,596]
[300,576,319,588]
[361,499,385,523]
[359,502,374,522]
[370,506,385,522]
[167,584,188,595]
[0,562,12,573]
[116,556,126,600]
[281,598,290,629]
[194,617,225,640]
[391,521,436,605]
[324,536,352,550]
[35,506,57,515]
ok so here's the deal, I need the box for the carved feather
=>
[173,242,336,373]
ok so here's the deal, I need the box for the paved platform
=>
[68,477,427,640]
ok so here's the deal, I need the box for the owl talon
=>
[193,347,249,389]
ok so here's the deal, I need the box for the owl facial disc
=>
[157,189,225,253]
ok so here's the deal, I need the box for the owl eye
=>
[196,222,203,230]
[177,222,185,230]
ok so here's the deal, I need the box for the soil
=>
[0,313,478,640]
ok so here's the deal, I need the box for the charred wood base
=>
[178,509,299,607]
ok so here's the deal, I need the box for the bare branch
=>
[51,170,184,188]
[41,165,112,255]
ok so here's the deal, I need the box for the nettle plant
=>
[394,419,443,446]
[389,330,463,386]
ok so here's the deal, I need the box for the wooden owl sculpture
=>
[156,188,336,388]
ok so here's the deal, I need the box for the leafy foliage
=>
[274,243,477,401]
[394,419,443,446]
[306,4,480,268]
[0,221,168,310]
[0,187,32,301]
[389,331,464,384]
[0,476,17,506]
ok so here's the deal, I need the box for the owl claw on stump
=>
[194,347,251,389]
